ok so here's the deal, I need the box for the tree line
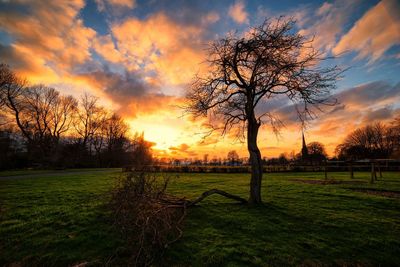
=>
[335,121,400,160]
[0,63,152,169]
[278,121,400,164]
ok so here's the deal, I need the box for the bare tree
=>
[0,64,31,134]
[307,141,327,163]
[93,112,130,166]
[336,122,398,160]
[388,117,400,158]
[74,94,103,151]
[131,132,153,167]
[1,63,141,168]
[104,113,129,152]
[0,64,14,109]
[227,150,239,164]
[185,18,341,204]
[24,85,58,144]
[50,95,78,143]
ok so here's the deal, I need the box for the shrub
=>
[109,172,186,266]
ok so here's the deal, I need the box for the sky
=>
[0,0,399,159]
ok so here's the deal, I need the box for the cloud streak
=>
[228,1,249,24]
[333,0,400,62]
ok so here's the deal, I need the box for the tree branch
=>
[186,189,248,206]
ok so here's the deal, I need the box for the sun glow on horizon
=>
[127,116,198,152]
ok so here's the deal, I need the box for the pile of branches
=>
[109,169,248,265]
[109,171,187,266]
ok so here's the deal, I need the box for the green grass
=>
[1,170,399,266]
[0,168,119,177]
[0,169,124,266]
[0,169,54,177]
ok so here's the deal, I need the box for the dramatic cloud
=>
[334,81,400,108]
[333,0,400,62]
[228,1,249,24]
[77,67,183,117]
[95,0,136,11]
[0,0,95,80]
[110,13,206,86]
[93,35,124,64]
[306,81,400,154]
[169,143,198,157]
[201,11,220,25]
[296,0,360,53]
[362,107,396,123]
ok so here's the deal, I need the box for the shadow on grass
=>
[164,200,400,267]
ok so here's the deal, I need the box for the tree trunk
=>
[187,189,248,206]
[247,112,263,205]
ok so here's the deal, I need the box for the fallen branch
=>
[186,189,248,206]
[110,172,247,266]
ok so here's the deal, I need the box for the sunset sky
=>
[0,0,399,159]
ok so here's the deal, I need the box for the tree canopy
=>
[185,18,342,204]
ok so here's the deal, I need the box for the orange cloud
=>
[296,0,360,53]
[0,0,95,79]
[333,0,400,62]
[110,13,206,86]
[96,0,136,10]
[93,35,125,64]
[228,1,249,24]
[201,11,220,25]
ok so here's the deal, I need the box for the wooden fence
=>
[124,160,400,180]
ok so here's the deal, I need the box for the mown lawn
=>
[0,170,399,266]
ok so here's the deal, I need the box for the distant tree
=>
[185,18,341,204]
[131,132,153,167]
[0,64,30,138]
[74,94,104,153]
[50,94,78,143]
[227,150,239,165]
[0,64,15,110]
[103,113,129,166]
[0,63,140,169]
[335,122,396,160]
[0,129,19,169]
[278,153,289,164]
[203,154,209,164]
[1,75,78,164]
[388,116,400,159]
[307,141,327,163]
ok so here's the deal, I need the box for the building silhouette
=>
[301,131,309,161]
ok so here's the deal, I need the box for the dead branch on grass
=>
[110,171,247,266]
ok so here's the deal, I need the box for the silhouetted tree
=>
[0,63,147,169]
[50,94,78,144]
[388,116,400,159]
[307,141,327,163]
[131,132,153,167]
[74,94,105,162]
[185,18,341,204]
[227,150,239,165]
[0,64,30,138]
[102,113,129,166]
[278,153,289,164]
[336,122,397,160]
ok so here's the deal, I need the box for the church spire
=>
[301,130,308,159]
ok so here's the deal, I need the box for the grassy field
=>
[0,170,399,266]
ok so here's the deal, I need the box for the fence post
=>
[370,162,375,184]
[349,161,354,179]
